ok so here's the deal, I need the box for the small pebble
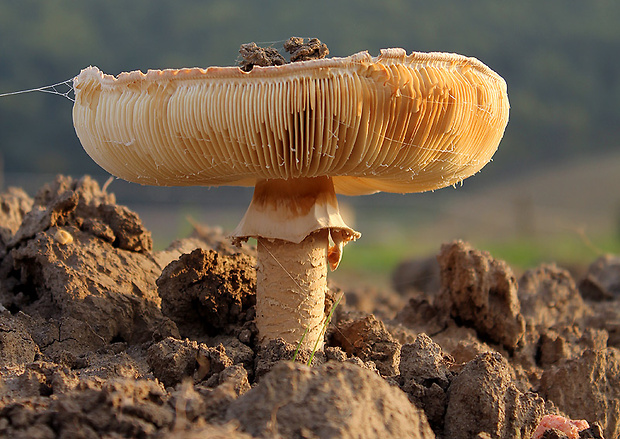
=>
[54,229,74,245]
[238,328,252,345]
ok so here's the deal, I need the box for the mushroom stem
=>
[231,176,360,349]
[256,230,329,349]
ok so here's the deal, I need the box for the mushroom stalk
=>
[256,230,329,349]
[232,177,360,348]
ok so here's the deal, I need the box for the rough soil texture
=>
[0,176,618,438]
[158,248,256,339]
[283,36,329,62]
[237,42,286,72]
[436,241,526,350]
[227,361,434,439]
[238,37,328,71]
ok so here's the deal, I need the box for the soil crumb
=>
[283,36,329,62]
[237,42,285,72]
[0,175,618,438]
[238,37,328,72]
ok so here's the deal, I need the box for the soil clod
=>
[157,248,256,338]
[238,43,285,72]
[283,36,329,62]
[331,313,401,376]
[437,240,526,350]
[238,37,328,72]
[226,361,435,439]
[444,352,546,439]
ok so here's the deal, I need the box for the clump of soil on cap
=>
[0,175,618,438]
[238,37,329,71]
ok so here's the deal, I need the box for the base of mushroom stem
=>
[255,229,329,350]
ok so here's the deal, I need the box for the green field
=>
[332,230,620,288]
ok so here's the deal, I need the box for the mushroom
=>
[72,48,509,349]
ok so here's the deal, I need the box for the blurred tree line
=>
[0,0,618,180]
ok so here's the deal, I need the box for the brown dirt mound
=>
[226,361,435,439]
[0,175,618,438]
[157,248,256,339]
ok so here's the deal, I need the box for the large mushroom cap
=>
[72,48,509,196]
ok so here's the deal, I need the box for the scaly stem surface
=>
[256,230,328,349]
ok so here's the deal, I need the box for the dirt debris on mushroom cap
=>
[283,37,329,62]
[237,42,286,72]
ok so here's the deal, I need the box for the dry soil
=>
[0,175,617,439]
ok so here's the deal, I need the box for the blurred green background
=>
[1,0,619,284]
